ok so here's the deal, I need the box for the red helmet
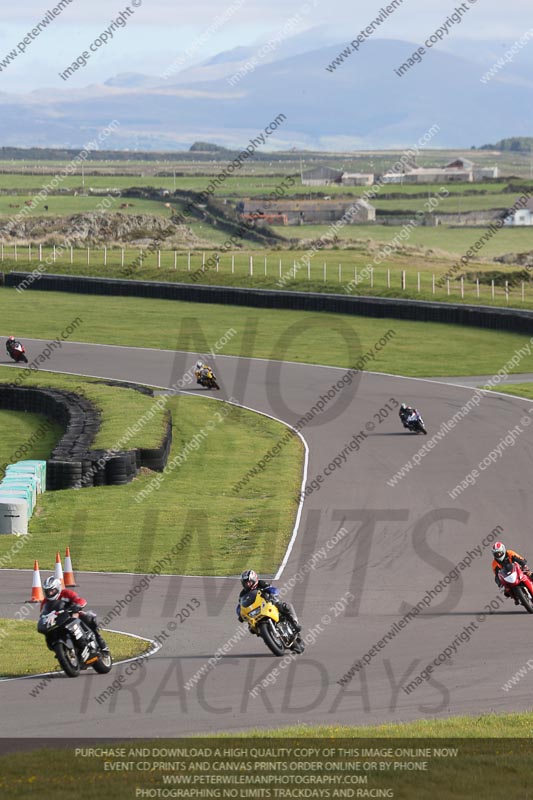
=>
[492,541,506,562]
[241,569,258,590]
[8,336,14,342]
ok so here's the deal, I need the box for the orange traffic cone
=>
[54,551,65,589]
[64,546,77,587]
[28,560,44,603]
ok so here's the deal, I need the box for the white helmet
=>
[196,360,203,370]
[43,576,62,599]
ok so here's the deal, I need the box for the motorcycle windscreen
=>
[240,589,260,610]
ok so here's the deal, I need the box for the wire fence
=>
[0,243,529,303]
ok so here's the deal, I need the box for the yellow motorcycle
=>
[239,588,304,656]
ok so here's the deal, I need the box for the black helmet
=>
[241,569,258,590]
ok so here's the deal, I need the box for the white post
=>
[339,263,342,282]
[307,259,311,280]
[104,246,107,266]
[417,272,421,293]
[157,250,161,269]
[476,278,480,298]
[187,252,191,271]
[387,269,391,289]
[491,279,495,300]
[432,274,435,294]
[53,245,56,262]
[28,244,31,261]
[174,251,177,270]
[505,280,509,303]
[139,249,143,268]
[264,255,267,275]
[446,278,450,295]
[402,270,406,290]
[354,267,357,287]
[216,255,220,273]
[522,282,525,302]
[14,244,17,262]
[370,268,374,288]
[232,255,235,274]
[278,258,281,278]
[121,249,125,267]
[323,262,326,281]
[249,255,253,276]
[202,252,205,272]
[39,244,42,261]
[460,276,464,298]
[87,247,90,265]
[70,246,73,264]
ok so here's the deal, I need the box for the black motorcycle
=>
[37,600,112,678]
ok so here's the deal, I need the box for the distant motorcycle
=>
[198,367,220,391]
[405,410,427,435]
[239,588,304,657]
[498,562,533,613]
[37,599,112,677]
[8,342,28,364]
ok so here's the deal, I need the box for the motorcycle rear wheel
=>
[515,585,533,613]
[92,651,113,673]
[259,621,285,656]
[54,642,81,676]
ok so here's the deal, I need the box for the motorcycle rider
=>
[399,403,416,428]
[41,576,109,652]
[195,359,212,386]
[194,359,215,386]
[237,569,302,633]
[491,541,532,605]
[6,336,21,357]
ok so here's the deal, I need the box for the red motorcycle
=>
[8,342,28,363]
[498,562,533,613]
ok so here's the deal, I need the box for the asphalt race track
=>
[1,337,533,737]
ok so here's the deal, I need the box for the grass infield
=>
[0,390,303,574]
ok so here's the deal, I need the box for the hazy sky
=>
[0,0,531,92]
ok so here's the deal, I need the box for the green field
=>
[0,618,150,678]
[0,409,62,476]
[0,194,175,218]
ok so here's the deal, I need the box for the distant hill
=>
[0,38,531,150]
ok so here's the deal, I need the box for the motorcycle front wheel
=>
[54,642,81,676]
[259,621,285,656]
[515,586,533,613]
[92,651,113,673]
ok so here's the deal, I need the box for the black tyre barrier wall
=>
[0,384,172,491]
[5,272,533,334]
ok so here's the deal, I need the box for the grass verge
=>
[0,716,532,799]
[484,382,533,401]
[2,287,533,377]
[0,393,303,574]
[0,618,150,678]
